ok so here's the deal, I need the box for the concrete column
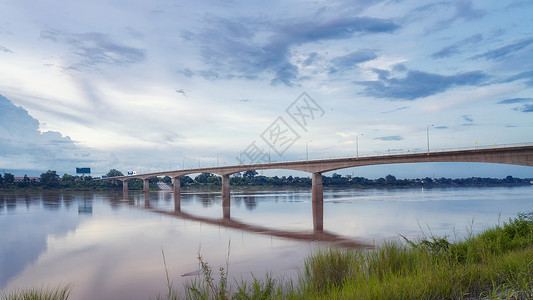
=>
[313,199,324,231]
[143,178,150,192]
[173,177,181,211]
[222,174,230,219]
[122,179,128,193]
[312,172,323,203]
[144,191,150,207]
[312,172,324,231]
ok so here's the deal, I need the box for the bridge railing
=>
[241,142,533,166]
[102,142,533,178]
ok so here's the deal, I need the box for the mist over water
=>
[1,186,531,299]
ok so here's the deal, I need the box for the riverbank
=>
[175,212,533,299]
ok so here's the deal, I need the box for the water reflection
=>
[1,187,531,299]
[134,191,368,248]
[0,192,80,290]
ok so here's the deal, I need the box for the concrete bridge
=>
[106,144,533,229]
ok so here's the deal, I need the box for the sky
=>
[0,0,532,179]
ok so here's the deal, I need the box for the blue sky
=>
[0,0,532,178]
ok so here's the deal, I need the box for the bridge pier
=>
[144,191,150,207]
[173,177,181,211]
[312,172,323,203]
[122,179,128,193]
[222,174,230,219]
[311,172,324,231]
[313,200,323,231]
[143,179,150,192]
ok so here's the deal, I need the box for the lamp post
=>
[216,153,222,166]
[356,133,363,158]
[427,124,434,154]
[306,140,312,162]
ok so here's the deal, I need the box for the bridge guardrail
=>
[242,142,533,165]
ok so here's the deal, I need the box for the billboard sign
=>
[127,171,136,176]
[76,167,91,174]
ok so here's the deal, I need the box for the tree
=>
[195,173,213,183]
[385,174,397,184]
[106,169,124,177]
[4,173,14,185]
[62,174,75,182]
[0,173,3,186]
[180,176,193,185]
[40,170,60,188]
[243,170,258,179]
[162,176,172,184]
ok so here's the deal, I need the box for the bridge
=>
[105,144,533,229]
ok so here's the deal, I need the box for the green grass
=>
[160,212,532,299]
[290,212,533,300]
[0,285,70,300]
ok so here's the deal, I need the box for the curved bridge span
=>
[106,144,533,230]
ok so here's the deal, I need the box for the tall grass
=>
[0,285,70,300]
[292,212,533,299]
[167,213,532,299]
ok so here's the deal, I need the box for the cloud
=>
[496,97,533,113]
[40,29,146,70]
[381,106,408,113]
[0,94,93,171]
[0,45,13,53]
[358,69,488,100]
[374,136,403,141]
[182,15,399,86]
[503,70,533,86]
[330,49,377,72]
[431,33,483,59]
[497,97,533,104]
[514,104,533,112]
[462,114,474,122]
[461,114,475,126]
[471,38,533,61]
[428,0,486,33]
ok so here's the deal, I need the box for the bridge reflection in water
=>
[129,191,370,248]
[113,145,533,248]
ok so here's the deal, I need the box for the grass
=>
[0,285,70,300]
[159,212,532,299]
[290,212,533,299]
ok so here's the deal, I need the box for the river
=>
[1,186,532,299]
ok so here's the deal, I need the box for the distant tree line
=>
[1,169,531,191]
[0,170,120,190]
[174,171,531,189]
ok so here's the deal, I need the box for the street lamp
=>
[427,124,434,154]
[306,140,312,162]
[356,133,363,158]
[216,153,222,166]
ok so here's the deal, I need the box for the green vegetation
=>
[1,168,530,191]
[159,213,532,299]
[178,172,532,190]
[0,285,70,300]
[0,170,120,191]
